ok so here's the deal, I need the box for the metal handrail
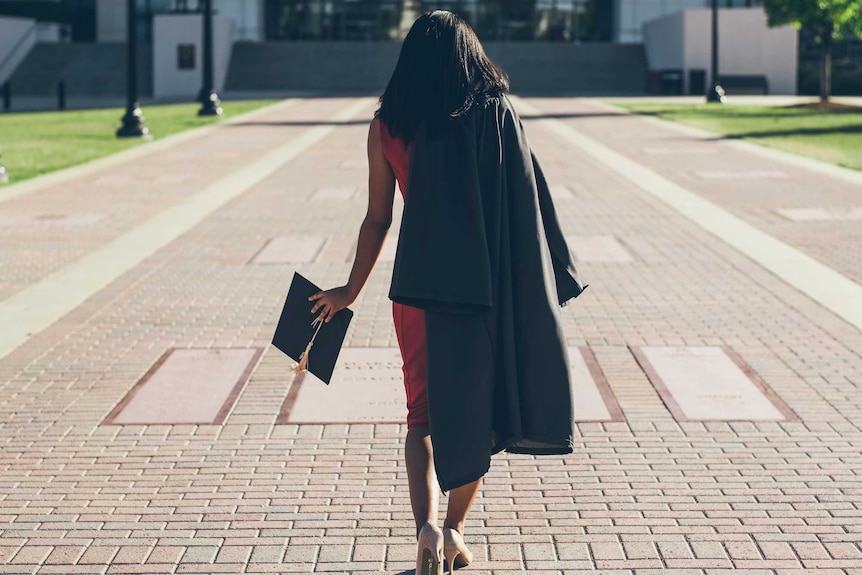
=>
[0,20,38,84]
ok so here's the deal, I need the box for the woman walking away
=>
[309,11,587,574]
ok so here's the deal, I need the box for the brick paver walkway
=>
[1,96,861,574]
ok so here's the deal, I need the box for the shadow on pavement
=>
[722,123,862,139]
[226,119,373,127]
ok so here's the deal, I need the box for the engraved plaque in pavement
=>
[634,346,792,421]
[339,158,367,169]
[0,213,105,229]
[778,207,862,222]
[154,174,192,185]
[310,186,358,201]
[93,175,132,186]
[642,146,714,155]
[567,235,633,262]
[550,185,575,199]
[252,236,327,264]
[569,347,623,422]
[105,348,262,425]
[282,348,407,423]
[282,347,623,424]
[694,169,787,180]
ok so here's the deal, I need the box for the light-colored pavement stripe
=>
[0,98,301,205]
[514,96,862,333]
[0,98,374,361]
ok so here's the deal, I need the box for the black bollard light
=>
[198,0,222,116]
[117,0,149,137]
[706,0,725,103]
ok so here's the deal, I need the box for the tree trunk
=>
[820,37,832,103]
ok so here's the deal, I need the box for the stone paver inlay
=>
[550,184,575,199]
[280,347,406,423]
[633,346,794,421]
[778,206,862,221]
[642,146,715,155]
[282,346,622,424]
[569,347,624,421]
[105,348,262,425]
[694,169,788,179]
[567,234,633,262]
[310,185,358,201]
[0,213,105,228]
[339,158,366,169]
[251,235,328,264]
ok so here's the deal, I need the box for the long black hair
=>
[376,10,509,144]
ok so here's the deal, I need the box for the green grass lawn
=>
[0,100,276,184]
[616,102,862,172]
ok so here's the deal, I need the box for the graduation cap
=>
[271,272,353,385]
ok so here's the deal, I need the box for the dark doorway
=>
[67,0,97,42]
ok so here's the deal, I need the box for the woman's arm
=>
[309,117,396,322]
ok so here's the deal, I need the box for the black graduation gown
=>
[389,94,588,493]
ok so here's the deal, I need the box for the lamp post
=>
[117,0,150,137]
[706,0,726,103]
[198,0,223,116]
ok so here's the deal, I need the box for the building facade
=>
[2,0,761,45]
[2,0,796,100]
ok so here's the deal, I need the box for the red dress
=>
[379,119,430,429]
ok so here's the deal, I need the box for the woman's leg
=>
[405,426,440,538]
[443,478,482,534]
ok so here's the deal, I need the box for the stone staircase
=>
[487,43,648,95]
[225,41,647,94]
[6,42,152,97]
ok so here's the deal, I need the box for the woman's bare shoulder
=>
[367,116,391,174]
[368,116,385,146]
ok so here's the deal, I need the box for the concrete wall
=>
[641,10,684,70]
[642,7,798,94]
[153,13,234,99]
[616,0,707,43]
[0,16,37,84]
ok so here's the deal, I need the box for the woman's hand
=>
[308,286,355,323]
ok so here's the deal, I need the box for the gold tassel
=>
[293,315,324,373]
[293,344,311,373]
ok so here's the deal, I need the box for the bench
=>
[717,75,769,95]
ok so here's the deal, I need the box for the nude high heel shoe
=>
[416,522,444,575]
[443,527,473,572]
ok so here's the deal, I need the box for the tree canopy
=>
[763,0,862,42]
